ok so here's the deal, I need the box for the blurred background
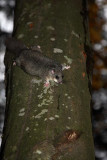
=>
[0,0,14,145]
[0,0,107,159]
[89,0,107,159]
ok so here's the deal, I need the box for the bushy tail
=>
[5,37,27,56]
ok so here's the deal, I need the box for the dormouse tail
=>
[5,37,27,56]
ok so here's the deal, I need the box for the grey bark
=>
[1,0,95,160]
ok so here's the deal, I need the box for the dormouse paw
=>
[44,82,50,87]
[64,65,70,70]
[37,45,41,49]
[13,61,16,66]
[31,46,42,53]
[62,64,71,70]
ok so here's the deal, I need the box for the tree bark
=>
[1,0,95,160]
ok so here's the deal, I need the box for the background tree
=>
[0,0,95,160]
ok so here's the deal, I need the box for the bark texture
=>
[1,0,95,160]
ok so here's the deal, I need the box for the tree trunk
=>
[1,0,95,160]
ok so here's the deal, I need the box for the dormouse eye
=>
[55,75,59,79]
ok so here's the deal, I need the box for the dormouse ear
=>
[61,64,65,70]
[51,69,55,74]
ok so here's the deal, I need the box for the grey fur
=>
[5,38,63,84]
